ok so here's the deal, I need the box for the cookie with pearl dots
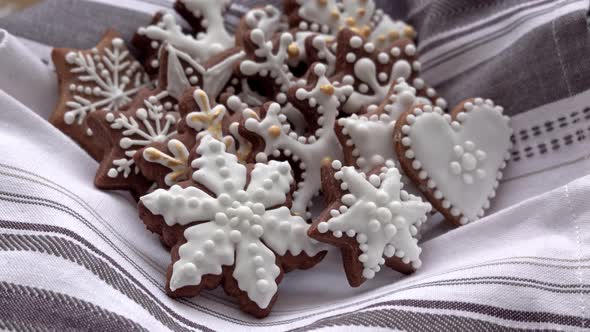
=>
[309,159,431,287]
[236,62,354,217]
[284,0,376,37]
[50,29,152,161]
[330,28,421,114]
[335,77,447,174]
[134,88,252,189]
[138,136,327,317]
[394,99,512,226]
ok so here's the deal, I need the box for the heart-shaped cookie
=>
[394,98,512,226]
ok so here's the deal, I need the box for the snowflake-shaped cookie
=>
[87,87,179,196]
[139,136,326,317]
[242,64,353,217]
[310,160,431,287]
[51,29,152,160]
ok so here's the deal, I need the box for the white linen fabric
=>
[0,1,590,331]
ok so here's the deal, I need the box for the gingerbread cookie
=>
[135,88,249,189]
[284,0,374,36]
[309,160,431,286]
[336,78,446,173]
[332,29,419,114]
[394,99,512,226]
[370,9,417,49]
[240,63,353,218]
[51,29,152,160]
[138,135,327,317]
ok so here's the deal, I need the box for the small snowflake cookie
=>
[309,159,431,287]
[50,29,152,160]
[394,99,513,226]
[138,135,327,317]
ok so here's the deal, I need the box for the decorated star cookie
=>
[135,89,250,189]
[138,136,327,317]
[394,99,512,226]
[241,63,353,217]
[336,78,447,173]
[309,160,431,287]
[51,29,152,160]
[332,29,419,114]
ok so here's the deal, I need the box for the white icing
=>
[140,136,324,308]
[338,79,435,172]
[318,161,431,278]
[64,38,151,133]
[106,92,178,179]
[403,100,512,223]
[244,64,353,217]
[370,12,416,48]
[165,44,246,102]
[139,12,233,63]
[240,29,296,94]
[341,38,416,114]
[245,5,284,38]
[295,0,376,34]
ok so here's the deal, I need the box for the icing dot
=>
[350,36,363,48]
[256,280,271,292]
[368,219,381,232]
[229,230,242,243]
[318,222,329,233]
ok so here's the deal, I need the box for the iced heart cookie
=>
[309,160,431,287]
[51,29,152,160]
[394,99,512,226]
[138,135,327,317]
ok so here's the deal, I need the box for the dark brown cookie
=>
[51,29,152,160]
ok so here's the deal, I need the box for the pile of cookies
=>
[50,0,513,317]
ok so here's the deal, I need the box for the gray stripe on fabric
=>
[289,307,563,332]
[0,281,148,332]
[2,214,590,328]
[0,225,211,331]
[370,299,590,328]
[0,0,161,48]
[433,10,590,116]
[415,0,557,52]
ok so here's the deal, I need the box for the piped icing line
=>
[139,136,326,314]
[333,29,420,114]
[243,64,353,217]
[394,99,513,226]
[309,159,431,287]
[57,30,152,136]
